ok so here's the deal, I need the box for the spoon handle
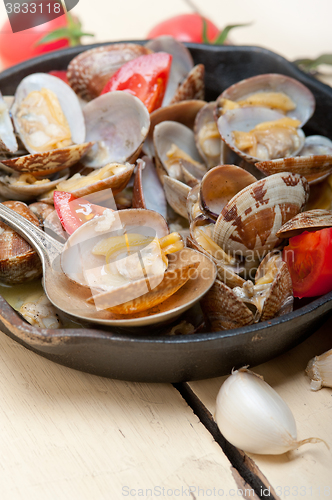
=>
[0,203,64,265]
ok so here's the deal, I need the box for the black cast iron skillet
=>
[0,42,331,382]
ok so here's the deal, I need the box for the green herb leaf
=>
[212,23,251,45]
[35,12,94,48]
[294,53,332,72]
[202,18,210,43]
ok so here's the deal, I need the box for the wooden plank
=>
[0,331,241,500]
[189,319,332,498]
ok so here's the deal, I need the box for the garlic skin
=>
[215,368,322,455]
[306,349,332,391]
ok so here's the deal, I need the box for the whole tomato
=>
[0,13,93,69]
[147,13,220,43]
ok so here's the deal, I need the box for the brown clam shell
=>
[200,164,257,220]
[255,155,332,184]
[213,172,310,258]
[0,201,42,284]
[276,209,332,239]
[67,44,151,101]
[170,64,205,104]
[163,176,191,219]
[255,252,293,322]
[200,279,254,331]
[1,142,94,177]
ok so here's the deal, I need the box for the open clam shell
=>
[217,73,315,126]
[153,121,205,182]
[0,92,18,154]
[40,162,135,203]
[217,107,305,164]
[255,153,332,185]
[1,142,94,178]
[67,43,151,101]
[276,209,332,239]
[82,92,150,168]
[254,252,293,322]
[11,73,86,155]
[200,164,257,220]
[163,176,191,219]
[0,170,69,202]
[200,279,254,331]
[0,200,42,284]
[213,172,310,259]
[194,102,222,168]
[132,157,167,219]
[144,99,206,158]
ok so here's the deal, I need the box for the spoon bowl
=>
[0,203,216,327]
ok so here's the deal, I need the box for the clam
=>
[213,172,310,259]
[82,92,150,168]
[0,142,93,178]
[216,73,315,126]
[194,102,222,168]
[200,251,293,330]
[200,164,257,220]
[0,170,69,202]
[144,99,206,158]
[0,201,42,284]
[39,162,135,203]
[217,107,305,164]
[60,208,216,315]
[187,215,245,289]
[276,209,332,239]
[67,43,151,101]
[0,92,18,154]
[11,73,86,155]
[132,157,167,219]
[163,176,191,219]
[170,64,205,104]
[153,121,205,182]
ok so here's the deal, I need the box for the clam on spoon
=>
[0,203,216,327]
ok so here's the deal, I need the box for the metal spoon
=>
[0,203,217,327]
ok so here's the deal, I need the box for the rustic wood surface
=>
[189,319,332,499]
[0,330,241,500]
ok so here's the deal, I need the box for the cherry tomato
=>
[100,52,172,113]
[0,15,69,69]
[147,13,220,43]
[283,227,332,298]
[54,191,107,235]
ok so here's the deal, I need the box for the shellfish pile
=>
[1,38,332,331]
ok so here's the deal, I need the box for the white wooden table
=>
[0,1,331,498]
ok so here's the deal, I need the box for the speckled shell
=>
[255,252,293,322]
[200,165,257,220]
[276,209,332,239]
[67,44,151,101]
[1,142,93,177]
[216,73,315,126]
[200,279,254,331]
[0,201,42,284]
[255,154,332,185]
[170,64,205,104]
[213,172,310,258]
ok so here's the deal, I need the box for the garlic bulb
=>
[306,349,332,391]
[215,368,324,455]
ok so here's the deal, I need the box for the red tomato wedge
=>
[54,191,108,235]
[147,13,220,43]
[100,52,172,112]
[48,70,69,84]
[283,227,332,298]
